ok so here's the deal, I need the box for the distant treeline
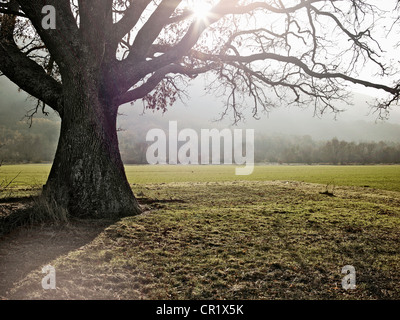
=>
[0,119,60,163]
[253,136,400,165]
[119,134,400,165]
[1,123,400,165]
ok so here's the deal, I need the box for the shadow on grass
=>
[0,196,121,298]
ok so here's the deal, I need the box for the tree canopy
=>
[1,0,399,123]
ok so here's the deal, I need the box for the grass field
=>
[1,164,400,300]
[1,164,400,195]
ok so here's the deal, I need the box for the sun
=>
[190,1,213,21]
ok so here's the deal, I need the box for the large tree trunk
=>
[43,71,142,218]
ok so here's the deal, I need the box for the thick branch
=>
[129,0,182,60]
[16,0,80,69]
[118,63,215,105]
[110,0,152,46]
[78,0,113,55]
[0,40,63,113]
[114,0,238,95]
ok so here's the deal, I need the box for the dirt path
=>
[0,219,112,299]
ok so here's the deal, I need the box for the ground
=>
[0,218,111,298]
[0,165,399,300]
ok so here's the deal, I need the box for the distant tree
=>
[0,0,399,218]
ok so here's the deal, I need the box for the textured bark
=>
[43,71,141,218]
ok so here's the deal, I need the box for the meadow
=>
[1,164,399,299]
[1,164,400,195]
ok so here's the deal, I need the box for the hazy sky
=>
[118,74,400,143]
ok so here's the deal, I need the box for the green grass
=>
[2,164,400,299]
[7,180,400,300]
[1,164,400,195]
[0,164,50,197]
[126,165,400,192]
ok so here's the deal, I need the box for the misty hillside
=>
[1,76,400,164]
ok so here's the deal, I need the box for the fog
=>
[118,77,400,143]
[1,72,400,164]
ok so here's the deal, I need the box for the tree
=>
[0,0,399,218]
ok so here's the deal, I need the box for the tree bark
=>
[43,71,142,218]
